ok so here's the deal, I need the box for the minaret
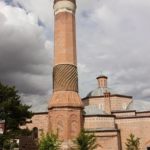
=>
[48,0,83,145]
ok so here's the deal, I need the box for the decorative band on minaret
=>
[48,0,83,144]
[53,64,78,92]
[54,0,76,15]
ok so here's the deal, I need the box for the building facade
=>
[22,0,150,149]
[23,75,150,150]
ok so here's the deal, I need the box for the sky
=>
[0,0,150,112]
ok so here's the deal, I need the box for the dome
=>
[127,100,150,111]
[84,105,106,115]
[87,87,115,97]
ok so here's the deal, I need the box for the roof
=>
[84,105,106,115]
[86,87,116,97]
[96,75,108,79]
[86,128,119,132]
[127,100,150,111]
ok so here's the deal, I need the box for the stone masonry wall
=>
[110,96,132,111]
[116,117,150,150]
[112,111,136,117]
[22,113,48,137]
[95,131,120,150]
[83,96,132,112]
[84,116,115,129]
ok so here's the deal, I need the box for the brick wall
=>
[110,96,132,111]
[84,116,115,129]
[21,113,48,137]
[116,117,150,150]
[95,131,120,150]
[112,111,136,117]
[83,96,132,111]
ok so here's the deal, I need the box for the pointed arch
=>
[55,115,64,139]
[69,114,78,138]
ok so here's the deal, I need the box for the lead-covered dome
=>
[86,75,117,97]
[87,87,115,97]
[127,100,150,111]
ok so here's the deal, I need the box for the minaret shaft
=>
[54,12,77,65]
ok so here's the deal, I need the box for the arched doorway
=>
[32,127,38,139]
[145,140,150,150]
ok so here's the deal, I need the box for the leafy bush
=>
[39,133,61,150]
[73,129,99,150]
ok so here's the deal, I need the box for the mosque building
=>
[4,0,150,149]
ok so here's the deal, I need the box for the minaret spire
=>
[48,0,83,147]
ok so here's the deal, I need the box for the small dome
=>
[127,100,150,111]
[96,75,108,79]
[84,105,105,115]
[87,87,115,97]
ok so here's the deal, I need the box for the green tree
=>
[73,129,99,150]
[125,133,140,150]
[0,82,33,147]
[0,82,32,131]
[3,139,19,150]
[39,132,61,150]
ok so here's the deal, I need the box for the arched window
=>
[69,114,78,138]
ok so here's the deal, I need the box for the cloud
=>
[12,0,54,36]
[0,0,150,112]
[77,0,150,101]
[0,1,53,111]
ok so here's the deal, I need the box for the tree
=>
[0,82,32,131]
[0,82,33,147]
[39,132,61,150]
[2,138,19,150]
[73,129,99,150]
[125,133,140,150]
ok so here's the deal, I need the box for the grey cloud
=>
[77,0,150,101]
[0,2,53,111]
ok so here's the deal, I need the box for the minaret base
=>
[48,106,83,141]
[48,91,83,141]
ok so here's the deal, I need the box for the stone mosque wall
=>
[110,96,132,111]
[95,131,121,150]
[116,116,150,150]
[22,109,150,150]
[21,112,48,137]
[112,110,136,117]
[84,116,115,129]
[83,95,132,112]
